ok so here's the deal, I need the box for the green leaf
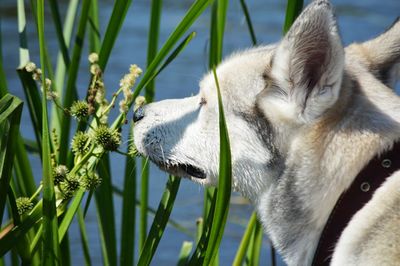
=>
[13,135,37,197]
[111,0,212,130]
[98,0,133,70]
[95,158,117,265]
[283,0,304,33]
[202,67,232,266]
[0,200,43,257]
[248,220,263,266]
[17,0,30,67]
[88,0,101,53]
[16,68,43,155]
[132,0,212,101]
[209,0,228,67]
[145,0,162,103]
[112,185,194,238]
[139,158,149,252]
[137,175,181,266]
[51,0,79,136]
[77,208,92,265]
[232,212,257,266]
[58,189,85,241]
[120,124,137,266]
[0,94,23,225]
[177,241,193,266]
[139,0,162,251]
[239,0,257,45]
[58,0,91,164]
[37,0,60,263]
[0,19,8,98]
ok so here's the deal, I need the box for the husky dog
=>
[134,0,400,265]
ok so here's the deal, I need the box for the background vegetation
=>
[0,0,303,265]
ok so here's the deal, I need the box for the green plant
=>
[0,0,303,265]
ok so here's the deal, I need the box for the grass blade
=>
[239,0,257,45]
[13,136,37,197]
[188,188,217,264]
[0,201,42,257]
[140,0,162,251]
[13,0,41,202]
[88,0,101,53]
[51,0,79,133]
[232,212,257,266]
[283,0,304,33]
[112,185,194,237]
[202,68,232,265]
[77,208,92,266]
[153,32,196,76]
[120,124,137,266]
[17,0,30,66]
[137,175,181,266]
[0,95,23,222]
[58,0,91,164]
[0,20,7,97]
[249,220,263,265]
[209,0,228,67]
[58,189,85,241]
[132,0,212,100]
[37,0,60,263]
[48,0,70,72]
[98,0,133,70]
[16,68,43,156]
[177,241,193,266]
[139,159,149,252]
[110,0,212,131]
[145,0,162,102]
[94,158,117,265]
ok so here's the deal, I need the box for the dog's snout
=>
[133,106,145,122]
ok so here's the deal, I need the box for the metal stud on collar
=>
[360,182,370,192]
[381,159,392,168]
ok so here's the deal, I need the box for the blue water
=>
[1,0,399,265]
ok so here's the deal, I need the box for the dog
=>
[133,0,400,265]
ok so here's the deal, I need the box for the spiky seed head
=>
[81,173,102,190]
[60,175,80,200]
[53,165,69,185]
[70,100,89,120]
[71,131,90,155]
[16,197,33,215]
[93,125,121,151]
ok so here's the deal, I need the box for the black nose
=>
[133,106,145,122]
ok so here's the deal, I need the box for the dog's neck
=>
[253,72,400,265]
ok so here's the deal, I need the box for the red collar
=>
[312,142,400,265]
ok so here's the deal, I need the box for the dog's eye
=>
[199,97,207,106]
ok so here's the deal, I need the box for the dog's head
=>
[133,0,344,200]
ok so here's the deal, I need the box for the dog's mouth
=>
[160,163,206,179]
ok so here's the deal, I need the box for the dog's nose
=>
[133,106,145,122]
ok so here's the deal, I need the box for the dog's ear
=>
[265,0,344,123]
